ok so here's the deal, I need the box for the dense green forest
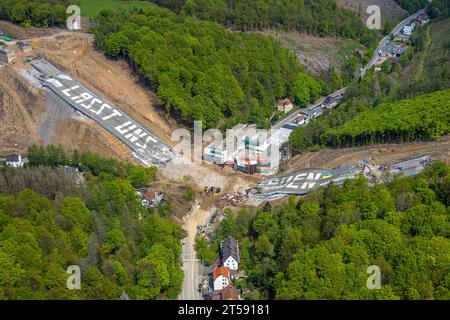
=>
[202,162,450,299]
[290,88,450,152]
[394,0,449,18]
[93,6,323,129]
[0,145,184,300]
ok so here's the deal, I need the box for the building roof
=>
[5,154,20,162]
[277,98,292,106]
[221,236,240,263]
[211,293,222,300]
[417,13,430,21]
[220,285,239,300]
[213,266,231,280]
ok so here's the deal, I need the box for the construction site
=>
[0,11,448,302]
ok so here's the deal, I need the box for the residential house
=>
[277,99,294,113]
[211,285,239,300]
[401,25,414,36]
[417,13,430,26]
[204,142,227,165]
[5,154,23,168]
[213,266,231,291]
[221,237,240,271]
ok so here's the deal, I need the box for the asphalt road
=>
[179,237,202,300]
[179,203,205,301]
[273,87,347,130]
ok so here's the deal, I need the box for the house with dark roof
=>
[211,285,239,300]
[5,154,23,168]
[221,237,240,271]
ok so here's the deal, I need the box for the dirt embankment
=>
[282,136,450,174]
[0,66,44,154]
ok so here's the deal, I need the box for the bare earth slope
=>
[32,32,175,145]
[336,0,407,25]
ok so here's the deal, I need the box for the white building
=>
[213,266,231,291]
[5,154,23,168]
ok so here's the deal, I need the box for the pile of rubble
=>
[217,192,248,208]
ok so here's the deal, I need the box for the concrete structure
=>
[277,99,294,113]
[0,46,15,63]
[32,59,175,167]
[213,266,231,291]
[5,154,23,167]
[221,237,240,271]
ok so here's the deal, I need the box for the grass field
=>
[79,0,153,17]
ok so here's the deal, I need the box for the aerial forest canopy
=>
[93,6,323,129]
[0,146,184,300]
[209,162,450,300]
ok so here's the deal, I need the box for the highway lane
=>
[32,59,175,167]
[257,166,357,197]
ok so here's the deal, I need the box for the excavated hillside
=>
[31,32,175,145]
[0,61,132,161]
